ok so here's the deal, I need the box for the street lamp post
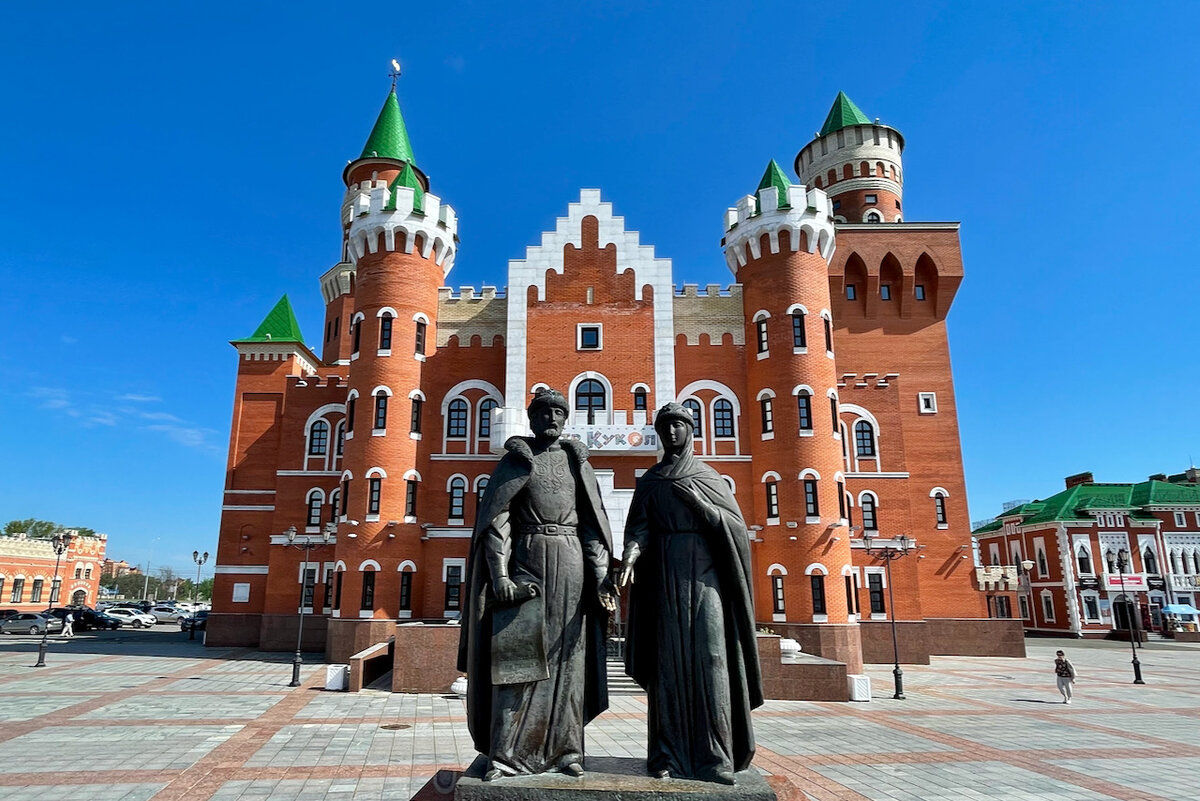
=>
[34,533,72,668]
[142,536,161,602]
[189,550,209,641]
[861,533,913,700]
[284,524,333,687]
[1117,549,1145,684]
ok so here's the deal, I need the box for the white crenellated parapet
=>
[722,184,836,274]
[345,184,458,277]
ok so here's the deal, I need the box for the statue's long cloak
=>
[456,436,613,757]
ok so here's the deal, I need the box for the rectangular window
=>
[346,397,356,432]
[232,582,250,603]
[918,392,937,414]
[995,596,1012,618]
[399,571,413,610]
[935,495,948,525]
[301,568,316,609]
[811,574,827,615]
[340,481,349,515]
[829,396,839,433]
[578,325,602,350]
[1041,593,1055,622]
[374,395,388,430]
[368,478,382,515]
[31,579,43,604]
[880,284,892,301]
[845,284,856,300]
[361,571,375,610]
[333,316,340,337]
[410,398,423,434]
[1018,594,1030,620]
[772,575,785,614]
[865,193,878,205]
[634,390,647,411]
[755,319,768,354]
[379,316,393,350]
[765,482,779,519]
[49,578,59,605]
[804,479,819,517]
[713,402,734,438]
[352,320,362,353]
[445,565,463,611]
[797,393,812,431]
[450,485,465,520]
[1083,595,1100,622]
[915,284,926,301]
[10,578,24,604]
[837,481,846,520]
[334,571,343,609]
[321,566,332,610]
[760,398,774,433]
[832,199,841,211]
[868,573,885,614]
[415,320,427,355]
[823,317,833,352]
[1175,512,1186,527]
[844,574,857,615]
[405,479,418,517]
[791,313,806,348]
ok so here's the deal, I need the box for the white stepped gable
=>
[345,184,458,276]
[504,188,677,411]
[723,184,836,273]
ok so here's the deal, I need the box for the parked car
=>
[0,609,19,621]
[88,612,123,630]
[148,605,185,623]
[49,607,120,631]
[102,608,157,628]
[0,613,64,635]
[179,610,208,632]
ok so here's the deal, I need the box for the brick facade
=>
[209,88,996,667]
[0,532,106,612]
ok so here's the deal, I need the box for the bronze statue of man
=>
[458,388,618,781]
[619,402,763,784]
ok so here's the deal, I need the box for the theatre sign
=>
[561,424,660,453]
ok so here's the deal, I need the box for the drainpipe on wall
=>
[1056,523,1082,636]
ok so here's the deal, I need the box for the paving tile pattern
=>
[1,630,1199,800]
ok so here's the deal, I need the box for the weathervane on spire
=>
[389,58,402,89]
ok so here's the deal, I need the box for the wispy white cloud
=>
[143,423,220,451]
[86,411,119,426]
[134,410,183,423]
[117,393,162,403]
[30,387,71,409]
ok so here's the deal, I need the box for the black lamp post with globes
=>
[284,524,333,687]
[34,533,72,668]
[189,550,209,641]
[861,533,913,700]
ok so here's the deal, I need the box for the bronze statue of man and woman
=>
[457,388,763,785]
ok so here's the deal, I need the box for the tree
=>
[3,519,97,538]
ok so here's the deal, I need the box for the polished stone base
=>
[449,756,778,800]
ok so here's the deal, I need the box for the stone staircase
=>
[606,664,643,695]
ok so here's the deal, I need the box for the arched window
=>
[837,480,846,520]
[804,478,819,517]
[865,210,882,223]
[934,492,948,525]
[352,319,362,353]
[861,494,878,531]
[476,476,489,510]
[447,399,469,438]
[367,476,382,515]
[414,319,427,355]
[683,399,703,437]
[576,379,606,425]
[478,399,497,438]
[1038,548,1049,576]
[1144,547,1158,575]
[796,391,812,431]
[823,315,833,353]
[765,481,779,519]
[335,421,345,456]
[755,317,769,354]
[791,310,806,349]
[810,573,827,615]
[449,477,467,520]
[713,399,734,438]
[328,490,340,523]
[308,421,329,456]
[854,420,876,457]
[340,478,350,515]
[1080,546,1099,573]
[760,396,774,434]
[634,387,647,411]
[306,491,322,526]
[829,395,839,433]
[346,396,357,433]
[378,314,393,350]
[373,393,388,430]
[772,575,785,615]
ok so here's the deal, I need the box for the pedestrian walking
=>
[1054,649,1075,703]
[62,612,74,638]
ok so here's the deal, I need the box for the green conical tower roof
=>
[819,91,871,137]
[233,295,305,344]
[756,159,792,210]
[359,88,416,164]
[385,162,425,213]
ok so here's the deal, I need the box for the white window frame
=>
[576,323,603,351]
[1040,590,1056,623]
[918,392,938,414]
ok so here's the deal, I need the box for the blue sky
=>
[1,2,1197,577]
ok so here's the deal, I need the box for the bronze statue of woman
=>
[619,402,763,784]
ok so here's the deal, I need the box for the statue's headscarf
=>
[528,387,570,416]
[654,401,696,434]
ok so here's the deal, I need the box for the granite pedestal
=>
[450,756,779,801]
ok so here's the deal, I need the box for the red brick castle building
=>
[210,84,1014,668]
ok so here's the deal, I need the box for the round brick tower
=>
[723,162,861,671]
[330,82,458,656]
[794,92,904,225]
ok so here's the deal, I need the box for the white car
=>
[148,605,185,623]
[104,608,157,628]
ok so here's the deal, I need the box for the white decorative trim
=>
[402,469,422,482]
[722,184,836,272]
[214,565,269,575]
[221,505,274,512]
[358,559,381,571]
[767,563,788,575]
[365,466,387,479]
[804,563,828,576]
[504,189,676,410]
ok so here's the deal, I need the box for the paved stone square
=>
[0,628,1198,800]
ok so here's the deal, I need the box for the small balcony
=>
[976,565,1019,591]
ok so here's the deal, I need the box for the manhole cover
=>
[379,723,411,731]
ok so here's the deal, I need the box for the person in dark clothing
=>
[1054,650,1076,703]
